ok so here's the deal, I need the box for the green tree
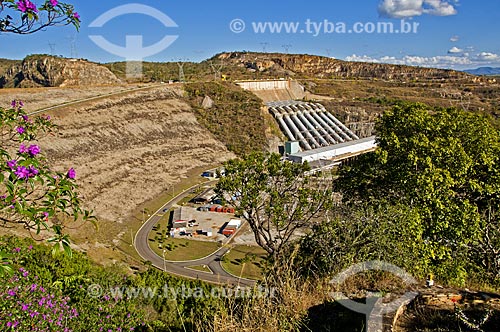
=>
[336,103,500,283]
[216,152,333,261]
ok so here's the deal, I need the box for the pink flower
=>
[16,0,38,13]
[17,127,25,134]
[49,0,58,6]
[72,11,80,20]
[67,168,76,179]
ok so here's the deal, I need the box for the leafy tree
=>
[0,101,95,268]
[216,152,333,260]
[336,103,500,283]
[0,0,80,34]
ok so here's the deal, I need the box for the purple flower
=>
[19,144,28,154]
[67,168,76,179]
[42,212,49,218]
[7,160,17,170]
[21,303,29,311]
[49,0,58,6]
[15,166,30,179]
[28,144,41,156]
[11,100,16,108]
[30,284,37,292]
[13,247,21,253]
[17,127,25,134]
[46,115,51,121]
[22,115,29,121]
[16,0,38,13]
[73,11,80,20]
[19,101,24,107]
[7,289,16,296]
[28,166,39,177]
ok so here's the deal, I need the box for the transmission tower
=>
[282,44,292,54]
[209,60,224,81]
[177,60,186,83]
[326,49,332,57]
[48,43,56,55]
[67,34,78,58]
[260,42,269,53]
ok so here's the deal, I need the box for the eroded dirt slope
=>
[0,86,234,223]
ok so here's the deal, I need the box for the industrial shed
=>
[288,136,377,164]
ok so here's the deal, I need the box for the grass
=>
[115,164,219,263]
[149,238,220,261]
[221,245,267,280]
[186,265,213,274]
[184,82,269,156]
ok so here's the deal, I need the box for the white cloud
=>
[475,52,500,61]
[378,0,458,18]
[450,35,460,42]
[423,0,458,16]
[448,47,463,54]
[345,51,500,70]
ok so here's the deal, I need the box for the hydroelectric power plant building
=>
[237,80,377,166]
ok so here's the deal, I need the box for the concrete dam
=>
[237,80,376,164]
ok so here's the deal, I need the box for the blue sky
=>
[1,0,499,70]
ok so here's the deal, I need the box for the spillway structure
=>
[268,101,360,151]
[268,100,376,165]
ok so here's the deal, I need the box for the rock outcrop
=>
[0,55,122,88]
[218,52,476,82]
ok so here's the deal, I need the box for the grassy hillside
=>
[185,82,269,156]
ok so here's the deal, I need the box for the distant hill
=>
[0,55,122,88]
[214,52,477,82]
[464,67,500,76]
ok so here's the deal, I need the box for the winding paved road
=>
[134,181,255,287]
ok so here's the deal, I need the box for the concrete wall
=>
[236,80,305,101]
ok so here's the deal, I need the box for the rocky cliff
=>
[0,55,122,88]
[218,52,477,82]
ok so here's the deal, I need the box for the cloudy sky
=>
[1,0,499,70]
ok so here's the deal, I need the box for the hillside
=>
[0,86,234,223]
[215,52,476,81]
[0,55,122,88]
[465,67,500,76]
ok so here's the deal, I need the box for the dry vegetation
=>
[0,85,235,265]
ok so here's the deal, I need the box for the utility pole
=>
[282,44,292,54]
[48,43,56,56]
[67,34,78,58]
[210,60,224,81]
[177,60,186,83]
[260,42,269,53]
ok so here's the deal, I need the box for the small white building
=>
[288,136,377,164]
